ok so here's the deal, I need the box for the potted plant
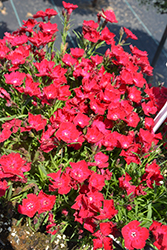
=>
[0,1,166,249]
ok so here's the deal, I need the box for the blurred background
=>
[0,0,167,87]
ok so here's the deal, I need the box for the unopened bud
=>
[62,9,66,17]
[119,27,124,37]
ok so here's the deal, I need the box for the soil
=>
[0,200,68,250]
[0,200,123,250]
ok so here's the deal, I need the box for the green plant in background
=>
[136,0,167,14]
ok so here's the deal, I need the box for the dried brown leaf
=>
[26,12,33,17]
[1,8,7,15]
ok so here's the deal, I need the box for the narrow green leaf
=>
[147,203,152,219]
[38,164,48,180]
[0,114,27,122]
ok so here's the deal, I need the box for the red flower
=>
[100,26,115,45]
[62,1,78,15]
[39,125,56,153]
[84,29,100,43]
[28,31,55,47]
[37,190,56,214]
[22,18,38,33]
[90,98,106,115]
[45,8,58,19]
[133,72,147,87]
[85,126,104,144]
[0,87,11,105]
[7,45,30,70]
[10,34,28,46]
[0,180,9,197]
[83,20,100,43]
[48,169,71,194]
[119,173,136,197]
[18,193,41,218]
[127,86,142,103]
[55,122,80,144]
[39,22,58,35]
[33,10,47,20]
[142,100,157,116]
[83,78,99,93]
[28,113,47,131]
[0,128,11,143]
[62,53,78,67]
[118,133,134,149]
[145,117,154,131]
[62,208,68,216]
[122,220,149,250]
[24,74,41,97]
[89,172,105,191]
[120,68,133,85]
[87,190,104,208]
[4,71,26,86]
[91,54,103,66]
[150,221,167,250]
[46,223,58,235]
[130,45,148,57]
[107,105,126,121]
[139,128,161,152]
[101,9,118,23]
[83,19,99,30]
[33,8,57,20]
[94,152,109,168]
[2,118,21,133]
[70,48,85,58]
[34,58,52,77]
[0,43,10,59]
[95,199,118,220]
[123,27,138,40]
[0,153,27,176]
[71,193,87,211]
[43,84,58,99]
[102,132,118,150]
[0,167,13,179]
[69,160,91,183]
[73,112,90,128]
[51,64,67,81]
[93,222,114,250]
[125,112,140,128]
[141,160,164,188]
[120,143,141,165]
[57,85,71,101]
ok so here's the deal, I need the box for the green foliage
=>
[136,0,167,14]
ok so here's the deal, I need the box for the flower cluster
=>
[18,191,56,217]
[0,1,166,250]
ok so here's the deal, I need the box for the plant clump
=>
[0,1,167,250]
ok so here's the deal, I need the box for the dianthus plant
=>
[0,1,167,250]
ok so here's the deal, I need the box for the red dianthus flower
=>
[150,221,167,250]
[18,193,40,218]
[55,122,80,144]
[122,220,149,250]
[28,113,47,131]
[123,27,138,40]
[62,1,78,15]
[37,190,56,214]
[0,180,9,197]
[69,160,91,183]
[0,152,27,176]
[101,9,118,23]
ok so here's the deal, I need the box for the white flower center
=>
[27,203,34,209]
[131,231,136,238]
